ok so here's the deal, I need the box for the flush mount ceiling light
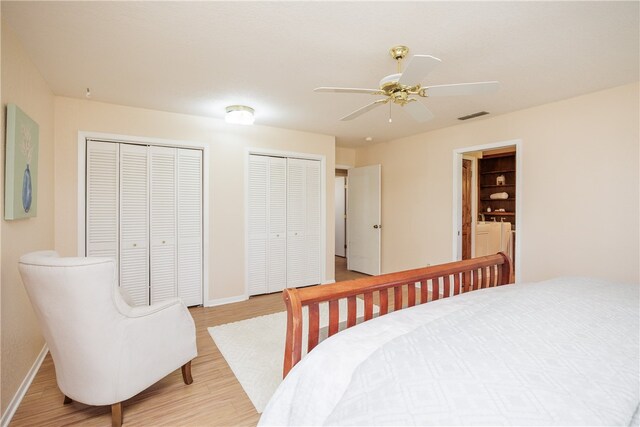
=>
[225,105,255,125]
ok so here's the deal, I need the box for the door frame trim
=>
[452,139,522,282]
[244,148,328,297]
[77,131,210,306]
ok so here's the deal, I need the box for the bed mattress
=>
[259,277,639,426]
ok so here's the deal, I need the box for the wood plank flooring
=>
[10,257,367,427]
[334,256,368,282]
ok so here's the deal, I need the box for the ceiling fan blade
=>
[424,81,500,97]
[339,99,388,121]
[397,55,442,86]
[314,87,383,95]
[403,100,434,122]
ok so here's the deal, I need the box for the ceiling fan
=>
[315,46,499,122]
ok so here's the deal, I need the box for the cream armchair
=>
[18,251,197,426]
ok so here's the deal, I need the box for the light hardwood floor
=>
[10,257,367,426]
[335,256,368,282]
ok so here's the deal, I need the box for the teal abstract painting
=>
[5,104,39,220]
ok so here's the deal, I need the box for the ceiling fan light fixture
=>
[315,46,498,123]
[225,105,255,125]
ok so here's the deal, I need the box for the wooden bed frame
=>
[283,252,513,377]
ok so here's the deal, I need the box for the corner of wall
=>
[1,21,55,418]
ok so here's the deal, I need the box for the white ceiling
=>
[3,1,638,147]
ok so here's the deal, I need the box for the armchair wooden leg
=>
[181,361,193,385]
[111,402,123,427]
[63,395,72,405]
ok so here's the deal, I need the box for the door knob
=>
[373,224,381,229]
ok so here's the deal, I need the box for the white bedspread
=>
[259,277,639,426]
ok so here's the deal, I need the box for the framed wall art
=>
[5,103,39,220]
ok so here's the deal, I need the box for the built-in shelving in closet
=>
[248,154,321,295]
[478,152,516,225]
[86,140,203,307]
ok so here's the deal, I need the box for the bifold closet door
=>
[287,158,321,288]
[119,144,150,306]
[267,156,287,293]
[177,149,203,306]
[86,141,119,265]
[247,155,287,295]
[87,141,203,307]
[150,146,177,304]
[303,159,321,285]
[248,155,269,295]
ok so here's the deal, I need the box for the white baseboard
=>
[322,280,336,285]
[205,294,248,307]
[1,345,48,427]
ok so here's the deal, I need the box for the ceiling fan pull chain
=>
[389,102,393,123]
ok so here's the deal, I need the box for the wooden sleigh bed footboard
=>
[283,252,513,377]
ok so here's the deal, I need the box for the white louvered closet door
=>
[119,144,150,306]
[304,160,321,285]
[86,141,119,268]
[248,155,269,295]
[268,156,287,293]
[177,148,203,306]
[286,158,307,288]
[150,146,177,304]
[248,155,322,294]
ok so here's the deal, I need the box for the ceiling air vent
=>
[458,111,489,121]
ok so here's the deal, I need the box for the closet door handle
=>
[373,224,381,229]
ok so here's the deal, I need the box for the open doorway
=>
[453,140,522,281]
[335,169,348,258]
[335,167,354,282]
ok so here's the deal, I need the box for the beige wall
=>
[335,146,356,167]
[54,98,336,301]
[1,23,54,414]
[356,83,639,283]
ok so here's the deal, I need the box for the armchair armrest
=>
[114,297,197,401]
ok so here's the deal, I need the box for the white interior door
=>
[334,176,346,257]
[268,156,287,293]
[119,143,150,306]
[150,146,177,304]
[86,141,119,267]
[86,140,203,307]
[287,158,321,288]
[177,148,203,306]
[286,158,307,287]
[347,165,381,275]
[303,159,321,285]
[247,155,269,295]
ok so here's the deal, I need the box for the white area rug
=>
[208,299,378,412]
